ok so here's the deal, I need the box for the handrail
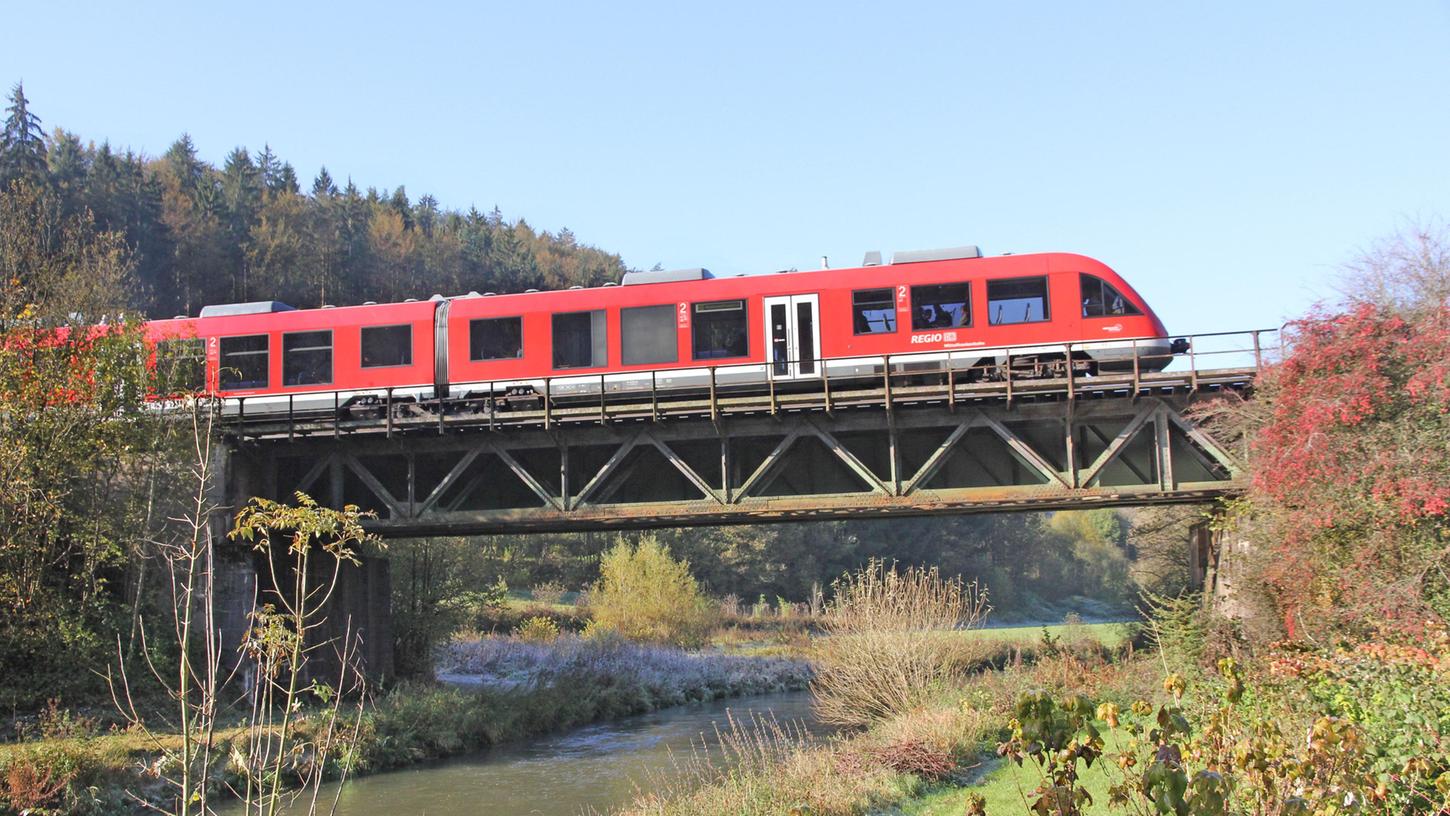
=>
[212,327,1278,435]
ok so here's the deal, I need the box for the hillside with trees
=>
[1,82,629,318]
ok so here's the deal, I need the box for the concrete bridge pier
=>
[1190,510,1254,622]
[212,446,394,687]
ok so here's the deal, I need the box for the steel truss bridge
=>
[220,330,1271,536]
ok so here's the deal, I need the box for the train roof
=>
[168,247,1120,323]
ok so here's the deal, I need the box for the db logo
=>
[1101,323,1123,333]
[911,331,957,344]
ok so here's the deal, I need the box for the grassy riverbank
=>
[0,636,810,815]
[616,613,1450,816]
[613,620,1142,816]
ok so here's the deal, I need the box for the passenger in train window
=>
[911,283,971,330]
[1079,274,1140,318]
[851,289,896,334]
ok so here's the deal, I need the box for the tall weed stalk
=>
[810,559,988,726]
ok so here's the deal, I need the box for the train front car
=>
[1053,253,1178,373]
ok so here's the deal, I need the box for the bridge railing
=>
[1155,327,1283,373]
[217,327,1279,438]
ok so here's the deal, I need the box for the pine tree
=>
[389,186,412,230]
[1,82,48,185]
[221,147,261,225]
[163,135,204,196]
[86,142,122,227]
[274,162,299,195]
[46,129,88,214]
[220,147,262,299]
[256,144,280,192]
[311,166,336,198]
[415,193,439,236]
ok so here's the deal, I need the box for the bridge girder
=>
[234,393,1244,537]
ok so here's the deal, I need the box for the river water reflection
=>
[260,691,821,816]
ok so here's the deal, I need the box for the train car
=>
[441,246,1175,404]
[145,299,440,415]
[142,246,1178,414]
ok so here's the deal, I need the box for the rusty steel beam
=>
[235,391,1246,538]
[364,483,1240,536]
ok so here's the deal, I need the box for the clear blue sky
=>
[4,1,1448,335]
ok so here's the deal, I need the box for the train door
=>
[762,294,821,380]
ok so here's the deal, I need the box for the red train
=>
[144,246,1182,415]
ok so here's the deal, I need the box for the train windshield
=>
[1080,274,1142,317]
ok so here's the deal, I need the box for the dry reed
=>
[810,559,988,726]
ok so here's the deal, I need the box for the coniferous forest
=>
[0,82,629,319]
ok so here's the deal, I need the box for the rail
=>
[218,327,1279,441]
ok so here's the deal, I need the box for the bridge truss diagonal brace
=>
[978,413,1072,489]
[408,439,564,517]
[1164,409,1244,479]
[1080,401,1159,487]
[573,430,645,508]
[803,417,892,496]
[293,452,338,499]
[902,411,986,495]
[342,454,406,519]
[730,428,801,504]
[415,444,488,516]
[494,444,566,512]
[641,430,725,505]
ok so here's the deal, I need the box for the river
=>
[250,691,821,816]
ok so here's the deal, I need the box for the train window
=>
[852,289,896,334]
[553,310,607,369]
[283,330,333,386]
[910,283,971,330]
[1080,274,1142,318]
[987,277,1050,325]
[361,324,413,367]
[621,305,678,366]
[155,338,206,392]
[219,334,269,390]
[691,300,748,360]
[469,317,524,361]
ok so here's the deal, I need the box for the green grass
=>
[899,733,1128,815]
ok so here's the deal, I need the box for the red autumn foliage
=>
[1245,302,1450,632]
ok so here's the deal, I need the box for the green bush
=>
[514,616,560,643]
[587,536,716,647]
